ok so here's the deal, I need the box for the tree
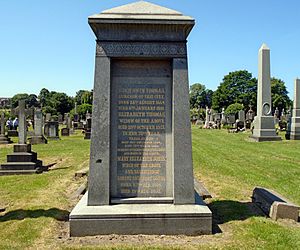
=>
[189,83,213,109]
[38,88,50,107]
[70,103,93,119]
[225,103,244,115]
[27,94,38,107]
[11,93,29,108]
[271,78,292,111]
[48,92,74,115]
[75,90,93,105]
[212,70,257,112]
[81,91,93,105]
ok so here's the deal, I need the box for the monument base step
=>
[0,169,42,176]
[70,192,212,237]
[0,161,40,171]
[0,136,13,144]
[7,152,37,163]
[249,135,282,142]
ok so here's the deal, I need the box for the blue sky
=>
[0,0,299,98]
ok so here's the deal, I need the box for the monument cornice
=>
[96,41,187,58]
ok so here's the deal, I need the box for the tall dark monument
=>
[70,1,212,236]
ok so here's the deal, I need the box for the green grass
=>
[0,128,299,249]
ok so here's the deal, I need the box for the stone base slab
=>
[46,136,60,140]
[0,135,13,144]
[7,130,18,137]
[249,135,282,142]
[70,193,212,237]
[0,169,42,176]
[14,144,31,152]
[30,136,48,144]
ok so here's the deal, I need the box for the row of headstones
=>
[198,107,255,129]
[201,106,291,130]
[1,109,92,143]
[0,101,93,175]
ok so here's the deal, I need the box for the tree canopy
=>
[212,70,257,112]
[189,83,213,109]
[271,77,292,111]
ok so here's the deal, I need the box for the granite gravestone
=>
[30,108,47,144]
[0,100,43,175]
[286,79,300,140]
[251,44,281,142]
[61,114,72,136]
[44,121,60,140]
[84,115,91,140]
[70,1,212,236]
[45,113,51,122]
[0,112,12,144]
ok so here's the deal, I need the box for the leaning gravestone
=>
[0,100,43,175]
[70,1,212,236]
[286,79,300,140]
[29,108,47,144]
[251,44,281,141]
[0,112,13,144]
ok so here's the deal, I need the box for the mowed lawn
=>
[0,128,299,249]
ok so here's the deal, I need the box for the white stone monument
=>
[286,79,300,140]
[251,44,281,142]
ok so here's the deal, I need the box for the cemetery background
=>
[0,1,299,248]
[0,128,299,249]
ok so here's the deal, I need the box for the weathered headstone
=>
[221,107,226,125]
[58,114,63,123]
[0,100,43,175]
[44,121,60,140]
[29,108,47,144]
[70,1,212,236]
[227,114,236,125]
[84,114,92,140]
[0,112,13,144]
[274,107,279,118]
[45,113,51,122]
[250,44,281,141]
[286,79,300,140]
[204,106,210,128]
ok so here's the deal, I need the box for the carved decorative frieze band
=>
[96,42,187,57]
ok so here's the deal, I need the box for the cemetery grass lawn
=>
[0,128,299,249]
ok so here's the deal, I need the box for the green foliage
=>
[225,103,244,115]
[212,70,257,112]
[74,90,93,105]
[70,103,92,119]
[38,89,73,116]
[38,88,50,107]
[189,83,213,109]
[271,77,292,111]
[190,108,199,120]
[10,93,29,108]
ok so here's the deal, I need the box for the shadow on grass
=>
[0,208,69,222]
[208,200,265,234]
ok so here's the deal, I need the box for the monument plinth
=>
[0,112,13,144]
[70,1,212,236]
[286,79,300,140]
[29,108,47,144]
[0,100,43,175]
[251,44,281,142]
